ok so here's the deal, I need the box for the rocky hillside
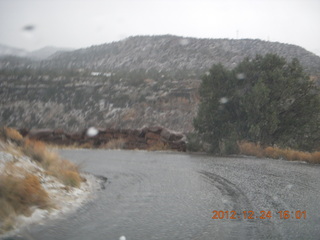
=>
[1,35,320,133]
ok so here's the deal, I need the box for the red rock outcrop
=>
[20,126,186,152]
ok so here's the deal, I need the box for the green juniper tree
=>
[194,54,320,153]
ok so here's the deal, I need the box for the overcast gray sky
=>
[0,0,319,55]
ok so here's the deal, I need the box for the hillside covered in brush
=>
[1,35,320,132]
[44,35,320,74]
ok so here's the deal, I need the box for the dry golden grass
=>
[79,142,94,149]
[237,141,264,158]
[59,170,82,188]
[0,174,50,233]
[264,146,283,159]
[0,198,16,233]
[3,161,27,177]
[0,127,84,233]
[0,127,23,149]
[16,175,49,207]
[0,127,23,144]
[311,152,320,163]
[103,138,126,149]
[148,141,169,151]
[19,137,82,187]
[298,152,312,161]
[238,141,320,164]
[45,157,82,188]
[49,143,77,148]
[1,127,83,188]
[22,138,47,163]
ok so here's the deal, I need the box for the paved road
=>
[10,150,320,240]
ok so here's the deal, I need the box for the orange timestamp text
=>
[212,210,307,220]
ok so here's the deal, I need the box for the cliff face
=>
[1,35,320,133]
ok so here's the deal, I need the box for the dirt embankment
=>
[0,127,99,236]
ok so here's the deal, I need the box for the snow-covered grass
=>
[0,127,98,236]
[1,127,82,188]
[0,173,50,233]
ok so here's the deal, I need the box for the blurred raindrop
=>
[119,236,126,240]
[219,97,228,104]
[236,73,245,80]
[22,25,35,31]
[179,38,189,46]
[86,127,98,137]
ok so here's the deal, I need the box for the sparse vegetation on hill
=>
[46,35,320,74]
[1,35,320,132]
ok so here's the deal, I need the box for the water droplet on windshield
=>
[219,97,228,104]
[86,127,98,137]
[22,25,35,31]
[236,73,245,80]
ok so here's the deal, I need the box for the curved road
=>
[12,150,320,239]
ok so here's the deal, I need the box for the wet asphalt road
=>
[10,150,320,240]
